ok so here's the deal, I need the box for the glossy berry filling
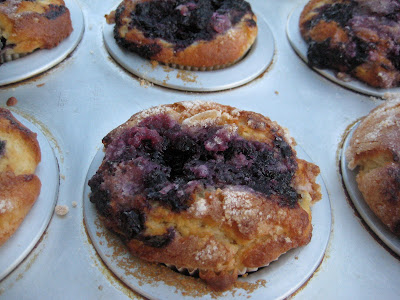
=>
[89,113,298,246]
[116,0,255,52]
[0,140,5,157]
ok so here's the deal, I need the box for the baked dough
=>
[299,0,400,88]
[0,108,41,246]
[89,101,321,291]
[346,98,400,236]
[0,108,41,175]
[105,0,258,70]
[0,172,41,245]
[0,0,73,63]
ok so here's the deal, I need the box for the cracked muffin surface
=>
[89,101,321,291]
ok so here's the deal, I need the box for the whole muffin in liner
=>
[88,101,321,291]
[105,0,258,71]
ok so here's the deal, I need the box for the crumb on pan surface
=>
[55,204,69,216]
[346,98,400,236]
[89,101,321,291]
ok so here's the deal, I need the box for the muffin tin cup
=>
[103,15,275,92]
[0,111,59,281]
[83,145,331,300]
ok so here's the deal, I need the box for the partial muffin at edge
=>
[299,0,400,88]
[0,107,41,175]
[0,0,73,63]
[346,98,400,236]
[0,107,42,246]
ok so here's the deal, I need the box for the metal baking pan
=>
[0,0,399,299]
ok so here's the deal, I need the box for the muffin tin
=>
[0,0,399,299]
[84,146,331,300]
[103,13,274,92]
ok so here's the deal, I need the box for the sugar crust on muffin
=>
[89,101,321,291]
[105,0,258,70]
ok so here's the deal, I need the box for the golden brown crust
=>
[0,172,41,246]
[108,0,258,69]
[346,99,400,236]
[0,0,73,57]
[0,107,41,175]
[96,101,321,291]
[299,0,340,39]
[356,163,400,235]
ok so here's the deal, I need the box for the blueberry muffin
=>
[105,0,258,70]
[346,98,400,236]
[88,101,321,291]
[299,0,400,88]
[0,108,41,246]
[0,0,73,64]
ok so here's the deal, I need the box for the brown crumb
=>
[234,279,267,293]
[98,285,103,291]
[150,60,159,68]
[383,92,400,101]
[36,83,45,87]
[6,97,17,106]
[176,70,197,83]
[72,201,77,208]
[274,91,279,95]
[139,79,153,88]
[55,205,69,216]
[295,256,299,260]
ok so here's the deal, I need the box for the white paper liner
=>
[165,263,265,278]
[0,52,27,64]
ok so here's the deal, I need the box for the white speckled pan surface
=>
[0,0,399,299]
